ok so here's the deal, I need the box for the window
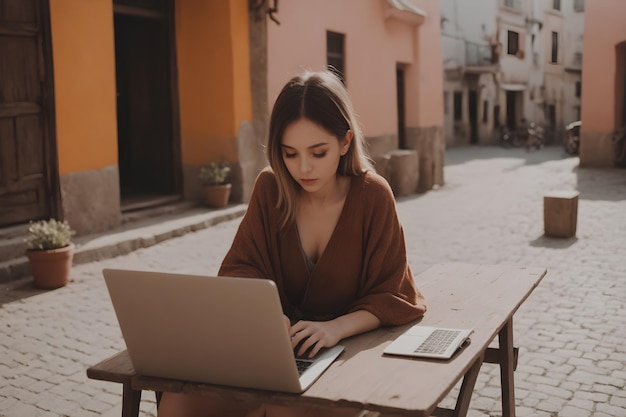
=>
[507,31,519,56]
[326,31,345,83]
[575,81,581,98]
[574,0,584,12]
[443,92,449,114]
[483,100,489,123]
[551,31,559,63]
[493,105,501,128]
[454,92,463,121]
[553,0,561,11]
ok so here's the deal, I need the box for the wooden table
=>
[88,263,546,417]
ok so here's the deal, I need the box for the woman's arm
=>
[346,173,426,325]
[289,310,381,358]
[218,170,278,279]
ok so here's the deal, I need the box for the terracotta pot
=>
[203,184,232,208]
[26,243,74,289]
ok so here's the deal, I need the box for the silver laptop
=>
[103,268,344,393]
[383,325,473,360]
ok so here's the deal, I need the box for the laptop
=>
[102,268,344,393]
[383,325,473,360]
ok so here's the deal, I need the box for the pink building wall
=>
[413,0,445,127]
[580,0,626,167]
[267,0,443,137]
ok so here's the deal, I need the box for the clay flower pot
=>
[203,184,232,208]
[26,243,74,289]
[198,162,232,208]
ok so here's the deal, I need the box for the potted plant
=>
[198,162,232,208]
[25,219,75,289]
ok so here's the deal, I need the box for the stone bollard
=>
[544,191,580,238]
[372,154,391,184]
[387,150,419,197]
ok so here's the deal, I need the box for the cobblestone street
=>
[1,145,625,417]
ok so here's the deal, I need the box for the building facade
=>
[440,0,499,147]
[1,0,255,234]
[267,0,445,192]
[0,0,444,236]
[440,0,584,146]
[579,0,626,167]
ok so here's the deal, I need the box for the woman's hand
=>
[289,310,381,358]
[289,320,342,358]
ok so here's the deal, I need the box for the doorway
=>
[0,0,57,226]
[506,91,517,129]
[469,90,478,144]
[114,2,181,210]
[396,66,406,149]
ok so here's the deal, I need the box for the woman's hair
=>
[267,70,373,227]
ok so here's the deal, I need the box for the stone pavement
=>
[1,145,625,417]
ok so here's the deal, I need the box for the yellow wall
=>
[176,0,252,165]
[50,0,252,173]
[49,0,119,175]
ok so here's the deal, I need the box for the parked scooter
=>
[500,120,543,150]
[526,122,544,151]
[499,125,515,148]
[564,121,581,156]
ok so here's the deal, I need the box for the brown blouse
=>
[218,169,427,326]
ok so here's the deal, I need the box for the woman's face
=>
[281,118,351,195]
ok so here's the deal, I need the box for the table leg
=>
[499,319,515,417]
[452,353,484,417]
[121,382,142,417]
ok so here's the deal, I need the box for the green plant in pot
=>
[199,162,232,208]
[25,219,75,289]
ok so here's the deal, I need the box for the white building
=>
[562,0,585,126]
[440,0,584,146]
[441,0,499,146]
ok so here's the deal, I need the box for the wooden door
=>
[0,0,56,226]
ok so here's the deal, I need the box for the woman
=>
[158,70,427,417]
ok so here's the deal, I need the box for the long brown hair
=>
[267,70,373,227]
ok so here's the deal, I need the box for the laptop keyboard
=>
[296,359,314,375]
[413,329,461,355]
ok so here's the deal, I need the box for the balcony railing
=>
[502,0,523,11]
[573,51,582,66]
[465,41,496,67]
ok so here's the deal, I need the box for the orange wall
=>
[176,0,252,165]
[581,0,626,131]
[49,0,119,175]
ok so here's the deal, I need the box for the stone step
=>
[0,202,247,284]
[0,223,29,240]
[0,235,27,264]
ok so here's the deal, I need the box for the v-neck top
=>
[296,228,316,275]
[295,176,352,275]
[218,168,427,325]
